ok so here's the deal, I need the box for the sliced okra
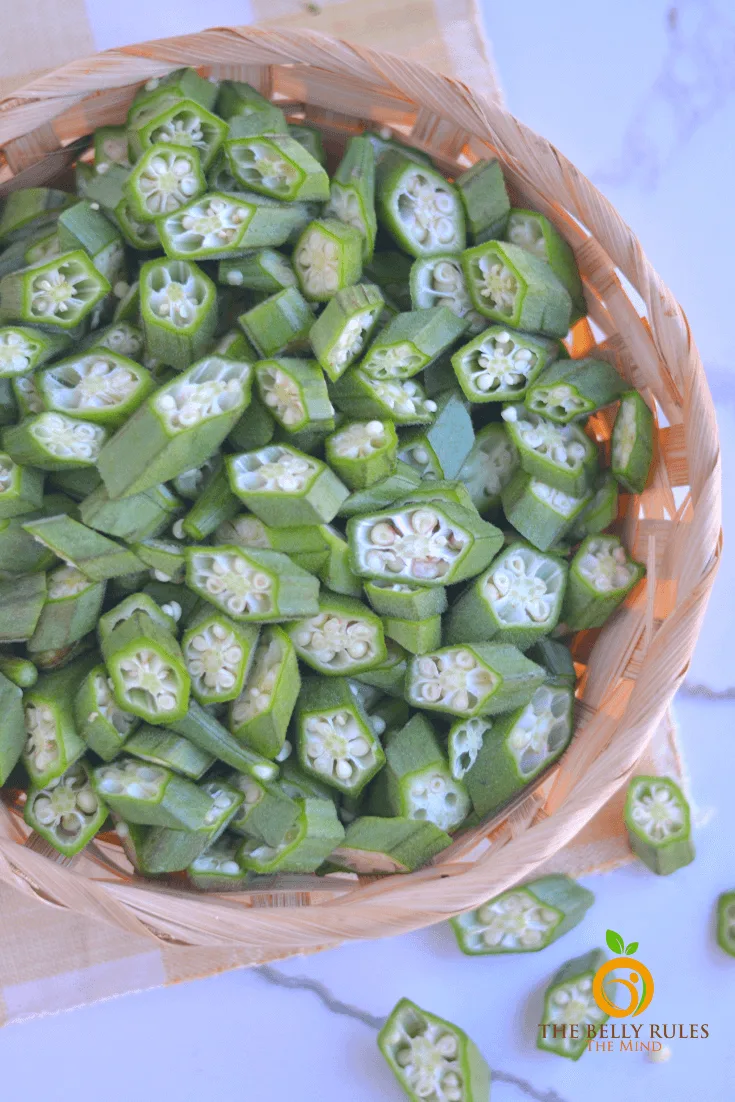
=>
[537,950,609,1060]
[361,308,467,382]
[293,219,363,303]
[227,443,348,526]
[410,254,485,332]
[98,355,251,498]
[382,613,442,655]
[131,69,218,122]
[216,510,329,575]
[57,201,125,285]
[180,460,240,543]
[461,240,572,338]
[569,470,619,540]
[624,775,694,876]
[330,369,438,426]
[0,652,38,689]
[22,514,143,580]
[456,157,511,243]
[11,372,43,417]
[124,143,206,221]
[98,591,178,640]
[561,535,645,631]
[465,681,574,818]
[74,663,138,761]
[91,757,213,829]
[21,657,94,786]
[323,136,377,260]
[315,524,362,597]
[717,893,735,957]
[364,578,447,621]
[23,228,62,267]
[0,325,70,377]
[116,201,162,251]
[28,566,105,652]
[337,461,421,518]
[228,772,301,846]
[294,676,385,797]
[348,500,503,587]
[101,610,190,724]
[171,698,279,781]
[185,544,319,622]
[0,250,110,331]
[287,592,387,676]
[611,389,654,494]
[352,637,408,697]
[36,351,154,429]
[446,542,567,650]
[325,420,398,490]
[278,757,335,802]
[501,469,592,552]
[0,452,44,518]
[451,325,559,404]
[0,188,74,245]
[406,643,546,719]
[397,391,474,481]
[216,79,272,120]
[0,572,47,641]
[130,99,227,171]
[255,357,334,436]
[139,258,217,370]
[24,760,107,858]
[288,125,327,166]
[159,191,304,260]
[139,779,244,874]
[238,286,314,359]
[83,321,144,361]
[80,482,180,543]
[188,834,248,891]
[94,124,130,170]
[526,638,577,689]
[182,609,258,705]
[309,284,384,382]
[0,670,25,783]
[458,423,519,515]
[377,151,466,257]
[173,456,217,500]
[125,725,214,780]
[506,209,586,320]
[218,249,297,293]
[236,796,344,874]
[363,250,414,312]
[451,874,594,955]
[112,280,140,324]
[501,404,598,496]
[0,513,57,574]
[50,466,102,501]
[225,134,329,202]
[332,816,451,874]
[525,357,624,424]
[446,716,492,782]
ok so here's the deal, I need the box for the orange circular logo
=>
[592,957,655,1018]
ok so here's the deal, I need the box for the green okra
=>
[525,357,624,424]
[309,283,384,382]
[569,470,619,540]
[278,758,335,802]
[98,355,252,498]
[451,874,595,955]
[228,625,300,759]
[501,404,598,496]
[216,511,329,575]
[397,390,474,481]
[377,151,466,257]
[331,816,451,874]
[337,461,421,518]
[314,524,362,597]
[23,228,62,267]
[142,581,200,625]
[458,423,520,515]
[364,578,447,621]
[325,419,398,491]
[11,373,43,418]
[382,613,441,655]
[80,482,180,543]
[611,389,654,494]
[227,443,348,527]
[171,698,279,781]
[98,591,178,641]
[452,325,559,404]
[173,456,218,500]
[139,779,244,874]
[24,760,107,858]
[716,893,735,958]
[505,208,586,321]
[0,239,37,281]
[129,98,227,171]
[446,716,492,781]
[0,571,47,641]
[293,219,363,303]
[22,514,143,580]
[228,772,301,846]
[362,308,468,382]
[28,566,105,652]
[456,157,511,243]
[216,79,271,120]
[255,357,334,436]
[330,369,438,426]
[0,325,70,377]
[369,714,469,833]
[406,643,546,719]
[561,535,645,631]
[180,460,240,543]
[294,676,385,797]
[323,136,377,260]
[93,125,130,170]
[465,681,574,818]
[50,466,102,501]
[0,249,110,333]
[185,543,319,622]
[139,258,218,370]
[130,69,218,122]
[21,656,95,786]
[0,512,57,573]
[501,469,593,552]
[409,254,485,333]
[125,725,214,780]
[0,669,26,783]
[74,662,138,761]
[117,201,162,251]
[236,796,344,873]
[181,609,258,706]
[82,321,145,361]
[101,610,190,724]
[225,134,329,202]
[287,592,387,677]
[537,951,609,1060]
[379,997,491,1102]
[0,452,44,518]
[112,280,141,324]
[0,188,74,244]
[363,250,414,312]
[57,200,125,284]
[218,249,297,294]
[462,240,572,338]
[526,638,576,688]
[238,286,314,359]
[124,143,206,222]
[364,130,433,167]
[158,191,305,261]
[91,756,213,829]
[352,637,408,697]
[288,125,327,166]
[188,834,249,891]
[624,775,694,876]
[36,351,154,429]
[0,652,38,688]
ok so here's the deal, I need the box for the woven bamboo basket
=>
[0,26,722,958]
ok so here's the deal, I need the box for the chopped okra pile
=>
[0,69,654,886]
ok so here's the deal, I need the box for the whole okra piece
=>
[0,325,70,377]
[537,951,609,1060]
[505,208,586,320]
[377,152,466,257]
[331,370,438,426]
[238,286,314,359]
[456,158,510,242]
[324,136,377,260]
[180,459,240,542]
[309,283,384,382]
[101,610,191,724]
[501,404,598,497]
[185,543,319,622]
[361,308,468,382]
[409,254,485,332]
[451,325,559,403]
[255,357,334,436]
[0,452,44,518]
[462,240,572,338]
[501,469,592,552]
[228,772,300,846]
[0,572,48,642]
[139,257,217,370]
[287,592,387,677]
[24,760,108,858]
[182,607,258,705]
[22,514,144,580]
[293,219,364,303]
[187,835,248,891]
[406,643,546,721]
[227,443,348,527]
[171,699,279,781]
[624,775,694,875]
[158,191,305,260]
[0,670,26,783]
[57,200,125,285]
[36,350,155,429]
[21,656,96,787]
[3,412,108,471]
[397,390,475,481]
[0,250,110,331]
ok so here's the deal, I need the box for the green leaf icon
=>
[606,929,625,954]
[625,942,639,956]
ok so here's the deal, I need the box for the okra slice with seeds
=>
[501,405,598,496]
[36,351,154,428]
[227,444,348,527]
[505,209,586,320]
[332,816,451,875]
[255,357,334,435]
[94,125,131,170]
[172,699,279,781]
[406,644,546,720]
[22,514,143,581]
[383,613,441,655]
[288,125,327,166]
[131,68,218,121]
[227,623,299,758]
[101,611,190,724]
[537,951,609,1060]
[294,677,385,797]
[525,357,624,424]
[158,191,304,260]
[216,511,329,574]
[397,391,474,481]
[569,470,619,540]
[188,834,249,891]
[131,99,227,171]
[364,579,447,622]
[465,681,574,818]
[74,663,138,761]
[11,373,43,418]
[451,325,559,404]
[124,143,206,221]
[624,775,694,876]
[323,136,377,259]
[28,566,105,652]
[24,760,107,858]
[377,152,466,257]
[456,157,511,243]
[215,79,272,120]
[125,725,214,780]
[185,544,319,622]
[84,320,144,360]
[238,286,314,359]
[139,258,217,371]
[293,219,363,303]
[0,188,74,245]
[23,229,62,267]
[57,201,125,285]
[309,284,384,382]
[352,637,408,697]
[98,591,178,640]
[338,462,421,518]
[458,423,519,515]
[225,134,329,202]
[325,420,398,490]
[611,389,654,494]
[0,572,48,641]
[362,308,468,382]
[80,482,180,544]
[461,240,572,338]
[0,452,44,518]
[0,325,70,377]
[179,460,240,543]
[139,779,244,874]
[287,592,387,677]
[527,638,577,689]
[218,249,297,293]
[182,610,258,705]
[716,893,735,957]
[228,773,301,846]
[0,670,26,783]
[314,524,362,597]
[0,250,110,331]
[447,716,492,782]
[410,254,485,332]
[451,874,594,955]
[501,470,592,552]
[561,535,645,631]
[0,512,57,574]
[116,202,162,251]
[236,796,344,874]
[21,657,94,787]
[91,757,213,829]
[331,370,438,426]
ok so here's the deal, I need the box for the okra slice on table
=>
[237,796,344,874]
[172,699,279,781]
[501,470,592,552]
[188,834,248,891]
[74,663,138,761]
[255,357,334,436]
[332,816,451,874]
[456,157,511,243]
[338,462,421,517]
[624,775,694,875]
[28,566,105,652]
[80,482,180,543]
[124,143,206,221]
[446,542,567,649]
[447,717,492,781]
[409,255,484,333]
[24,760,107,857]
[451,325,559,403]
[91,757,213,829]
[0,452,44,518]
[561,535,645,631]
[537,951,609,1060]
[465,681,574,818]
[36,351,154,429]
[294,676,385,797]
[139,779,244,874]
[0,572,48,642]
[227,444,348,526]
[158,191,304,260]
[98,355,251,498]
[139,258,217,370]
[0,188,74,244]
[0,250,110,331]
[397,391,474,481]
[451,874,594,955]
[331,369,438,426]
[309,284,384,382]
[101,610,190,724]
[130,99,227,171]
[185,544,319,622]
[21,657,94,786]
[348,500,503,587]
[377,151,466,257]
[716,893,735,957]
[218,249,297,293]
[379,997,491,1102]
[238,286,313,359]
[288,592,387,677]
[225,134,329,202]
[57,201,125,285]
[361,308,467,382]
[293,218,363,303]
[228,772,301,846]
[462,240,572,338]
[505,208,586,320]
[611,389,654,494]
[0,325,70,377]
[0,670,26,783]
[501,404,598,496]
[21,514,143,580]
[458,423,520,515]
[181,609,258,705]
[406,644,546,720]
[325,420,398,490]
[323,136,377,260]
[524,357,624,423]
[125,725,214,780]
[228,625,300,758]
[364,578,447,621]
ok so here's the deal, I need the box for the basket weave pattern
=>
[0,27,721,955]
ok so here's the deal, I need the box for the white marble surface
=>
[2,1,734,1098]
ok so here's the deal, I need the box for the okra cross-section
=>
[2,412,107,471]
[0,325,70,377]
[363,308,468,383]
[537,951,609,1060]
[501,404,598,496]
[225,135,329,202]
[325,420,398,490]
[561,534,645,630]
[524,357,625,423]
[74,663,138,761]
[140,258,217,370]
[410,254,485,332]
[446,542,567,649]
[377,152,466,257]
[91,756,214,829]
[451,874,594,955]
[407,644,546,719]
[324,136,377,259]
[28,565,105,652]
[308,283,384,381]
[461,240,572,338]
[294,218,363,302]
[364,578,447,622]
[188,835,248,891]
[0,451,44,518]
[139,779,244,874]
[24,760,107,858]
[132,99,227,170]
[227,444,348,526]
[237,796,345,874]
[451,325,558,403]
[465,681,574,818]
[21,658,92,787]
[228,625,300,759]
[502,470,592,552]
[182,610,258,704]
[458,423,519,515]
[456,157,510,243]
[447,716,492,781]
[255,357,334,434]
[348,501,502,586]
[159,192,304,260]
[624,775,694,875]
[331,816,451,874]
[330,369,438,425]
[124,143,206,221]
[287,592,387,676]
[0,250,110,330]
[185,544,319,622]
[101,611,190,724]
[294,677,385,796]
[37,351,154,428]
[378,997,490,1102]
[611,389,654,494]
[505,208,586,320]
